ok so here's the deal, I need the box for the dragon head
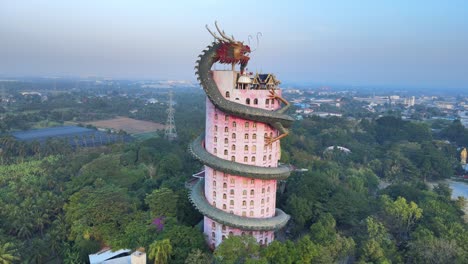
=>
[206,22,251,72]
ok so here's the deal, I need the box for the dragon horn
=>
[215,21,235,42]
[206,25,224,42]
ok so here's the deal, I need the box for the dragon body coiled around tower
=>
[189,22,294,248]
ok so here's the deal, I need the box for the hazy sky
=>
[1,0,468,89]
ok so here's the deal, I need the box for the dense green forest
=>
[0,91,467,263]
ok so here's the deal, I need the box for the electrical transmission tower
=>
[164,89,178,141]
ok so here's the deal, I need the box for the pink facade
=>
[203,70,283,247]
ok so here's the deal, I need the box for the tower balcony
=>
[189,178,290,231]
[189,134,291,180]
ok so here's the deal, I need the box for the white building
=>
[89,248,146,264]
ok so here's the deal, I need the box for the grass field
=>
[132,131,161,140]
[85,117,165,134]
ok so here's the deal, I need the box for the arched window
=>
[224,149,228,155]
[262,188,265,194]
[263,155,266,161]
[250,200,254,206]
[250,211,254,216]
[223,204,226,209]
[232,133,236,139]
[270,132,273,138]
[213,191,216,198]
[215,125,218,132]
[231,156,235,161]
[252,133,257,140]
[222,235,226,241]
[264,133,268,138]
[254,98,258,105]
[261,198,265,204]
[231,145,236,151]
[229,231,233,236]
[244,156,248,162]
[251,179,255,184]
[241,232,245,236]
[212,232,215,238]
[224,127,229,133]
[245,122,249,128]
[222,225,226,231]
[212,222,216,228]
[266,207,269,213]
[260,239,263,245]
[269,154,272,160]
[261,209,264,214]
[246,98,250,104]
[225,91,230,98]
[225,115,229,121]
[214,136,217,142]
[242,200,247,206]
[242,211,246,216]
[267,186,270,192]
[214,148,217,154]
[252,145,256,152]
[265,238,268,244]
[232,121,237,127]
[244,133,249,140]
[266,99,270,104]
[243,190,247,195]
[213,201,216,206]
[250,189,254,195]
[215,113,218,120]
[230,200,234,206]
[224,138,228,144]
[251,156,256,162]
[253,122,257,128]
[244,145,249,151]
[230,189,234,195]
[223,193,227,199]
[213,181,216,187]
[223,183,227,188]
[267,197,270,202]
[230,178,235,184]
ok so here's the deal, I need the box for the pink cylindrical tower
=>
[190,23,293,249]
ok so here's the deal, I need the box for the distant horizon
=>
[1,74,467,95]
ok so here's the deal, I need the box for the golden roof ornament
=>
[461,148,467,165]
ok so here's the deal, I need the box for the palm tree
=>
[0,242,20,264]
[148,239,172,264]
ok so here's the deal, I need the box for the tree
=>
[407,228,466,264]
[64,184,135,243]
[381,195,423,241]
[160,225,206,264]
[309,213,356,263]
[214,235,260,264]
[0,243,20,264]
[285,194,314,229]
[145,188,179,218]
[261,240,297,264]
[148,239,173,264]
[433,182,452,199]
[184,249,211,264]
[358,217,401,264]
